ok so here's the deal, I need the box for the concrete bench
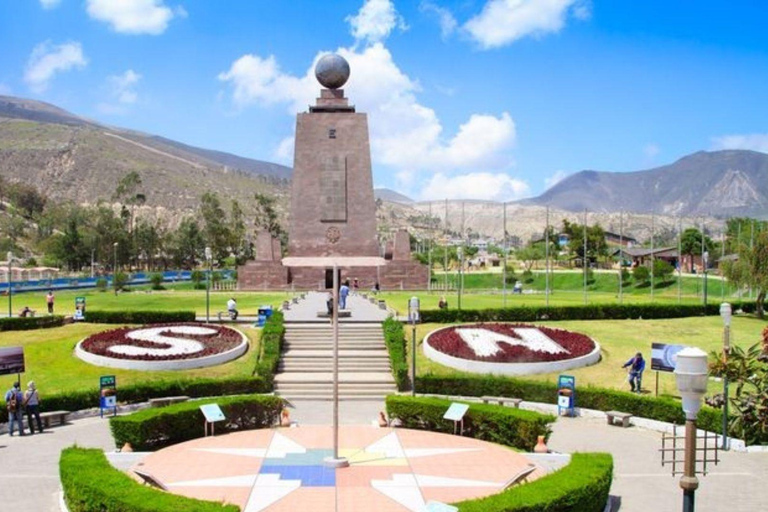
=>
[39,410,70,428]
[503,463,536,489]
[149,396,190,408]
[133,468,169,491]
[481,396,523,408]
[316,311,352,318]
[606,410,633,428]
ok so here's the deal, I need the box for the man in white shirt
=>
[227,297,239,320]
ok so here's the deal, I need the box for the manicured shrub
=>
[385,395,554,451]
[419,300,759,323]
[415,374,727,435]
[457,453,613,512]
[60,447,238,512]
[95,277,108,291]
[0,315,64,331]
[383,317,409,391]
[83,310,196,324]
[0,375,269,423]
[254,311,283,385]
[149,272,165,290]
[110,394,283,451]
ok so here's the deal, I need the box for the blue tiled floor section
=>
[259,465,336,487]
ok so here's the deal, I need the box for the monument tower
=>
[238,54,428,290]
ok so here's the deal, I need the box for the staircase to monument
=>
[275,322,397,401]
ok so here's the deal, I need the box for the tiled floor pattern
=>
[134,426,540,511]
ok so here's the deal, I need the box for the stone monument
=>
[238,54,429,290]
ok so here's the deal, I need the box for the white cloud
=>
[24,41,87,92]
[86,0,177,35]
[346,0,407,45]
[40,0,62,9]
[421,172,530,201]
[110,69,142,104]
[219,43,516,179]
[572,0,592,20]
[420,1,458,39]
[0,83,11,95]
[711,134,768,154]
[544,170,568,189]
[273,136,295,164]
[463,0,585,49]
[643,143,660,160]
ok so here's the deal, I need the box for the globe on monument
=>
[315,54,350,89]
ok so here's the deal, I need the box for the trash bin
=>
[557,375,576,417]
[257,306,273,327]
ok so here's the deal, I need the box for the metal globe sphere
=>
[315,54,350,89]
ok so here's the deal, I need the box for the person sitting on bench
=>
[227,298,239,320]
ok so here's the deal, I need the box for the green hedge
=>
[83,310,196,324]
[457,453,613,512]
[110,394,283,451]
[0,315,65,331]
[0,375,269,424]
[420,300,759,323]
[385,395,554,451]
[254,311,283,385]
[383,317,409,391]
[60,447,238,512]
[416,374,725,435]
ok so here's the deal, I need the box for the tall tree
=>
[680,228,714,273]
[170,217,204,268]
[562,220,608,262]
[200,192,231,262]
[722,230,768,318]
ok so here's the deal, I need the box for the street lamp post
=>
[6,251,12,318]
[674,347,709,512]
[324,262,349,469]
[702,251,709,307]
[457,246,463,311]
[205,247,212,324]
[719,303,731,450]
[409,296,420,396]
[113,242,119,296]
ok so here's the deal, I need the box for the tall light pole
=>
[703,251,709,308]
[113,242,119,296]
[583,209,588,305]
[502,202,507,307]
[409,296,420,396]
[6,251,12,318]
[324,263,348,469]
[457,246,463,311]
[719,303,731,450]
[90,248,95,279]
[545,205,550,308]
[205,246,212,324]
[675,347,709,512]
[618,210,624,304]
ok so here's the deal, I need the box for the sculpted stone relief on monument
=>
[320,155,347,222]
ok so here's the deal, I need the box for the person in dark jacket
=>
[622,352,646,393]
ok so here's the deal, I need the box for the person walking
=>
[5,382,25,436]
[23,381,43,434]
[46,290,55,315]
[227,297,239,320]
[352,278,360,295]
[622,352,646,393]
[339,280,350,310]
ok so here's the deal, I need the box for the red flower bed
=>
[79,323,243,361]
[427,323,595,363]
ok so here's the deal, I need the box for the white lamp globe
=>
[674,347,709,419]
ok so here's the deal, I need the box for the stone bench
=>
[606,410,633,428]
[40,410,70,428]
[316,311,352,318]
[481,396,523,408]
[149,396,190,408]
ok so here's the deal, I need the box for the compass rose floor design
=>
[132,425,544,511]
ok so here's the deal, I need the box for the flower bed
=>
[76,323,248,371]
[423,323,601,376]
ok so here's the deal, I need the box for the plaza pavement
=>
[2,401,766,511]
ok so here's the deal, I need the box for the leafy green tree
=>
[149,272,164,290]
[170,217,204,269]
[562,219,608,262]
[680,228,714,273]
[721,230,768,318]
[200,192,231,263]
[633,265,650,285]
[253,192,285,241]
[516,244,544,272]
[652,259,674,285]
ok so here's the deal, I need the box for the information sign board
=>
[651,343,687,372]
[200,404,226,423]
[0,346,25,376]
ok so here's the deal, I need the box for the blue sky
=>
[2,1,768,201]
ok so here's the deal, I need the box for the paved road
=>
[3,403,767,511]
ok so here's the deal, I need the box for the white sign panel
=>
[200,404,226,423]
[443,403,469,422]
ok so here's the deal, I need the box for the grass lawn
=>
[411,314,767,397]
[10,287,297,316]
[0,323,261,395]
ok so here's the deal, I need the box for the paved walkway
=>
[283,292,390,323]
[3,401,767,511]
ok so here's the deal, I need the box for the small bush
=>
[254,311,284,385]
[383,317,409,391]
[95,277,108,292]
[0,315,64,331]
[149,272,165,290]
[113,271,130,292]
[60,447,238,512]
[83,310,196,324]
[457,453,613,512]
[385,395,554,451]
[110,394,283,451]
[633,265,650,285]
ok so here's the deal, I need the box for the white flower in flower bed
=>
[456,328,569,357]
